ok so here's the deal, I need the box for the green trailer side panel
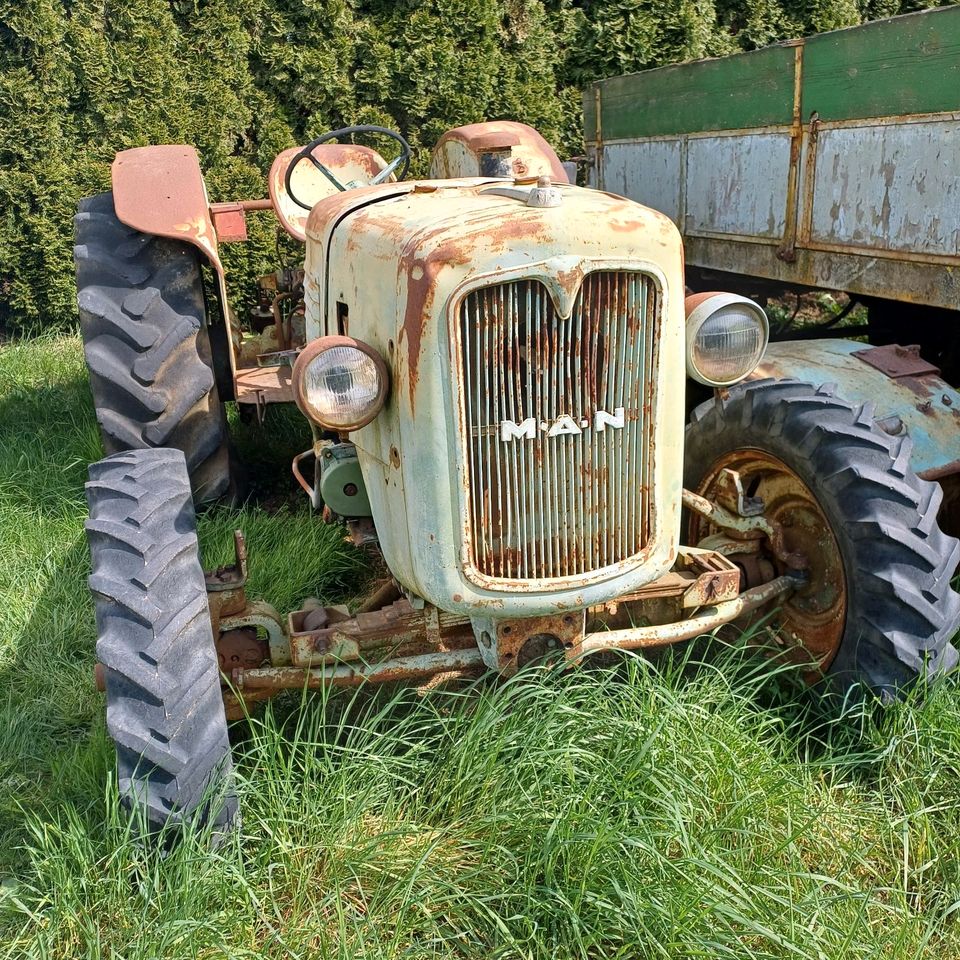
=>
[586,7,960,142]
[802,6,960,122]
[584,44,796,141]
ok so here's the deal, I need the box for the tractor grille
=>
[458,271,659,582]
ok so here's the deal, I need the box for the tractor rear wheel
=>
[74,192,232,505]
[85,447,237,841]
[685,379,960,697]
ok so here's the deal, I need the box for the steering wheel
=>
[284,125,412,211]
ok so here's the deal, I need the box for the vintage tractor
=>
[75,121,960,836]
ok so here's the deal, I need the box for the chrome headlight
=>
[292,336,389,431]
[685,293,769,387]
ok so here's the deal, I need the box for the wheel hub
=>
[690,450,846,669]
[216,628,269,672]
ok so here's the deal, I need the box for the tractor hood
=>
[301,178,688,616]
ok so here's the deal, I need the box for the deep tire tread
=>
[75,192,230,504]
[686,380,960,696]
[85,448,237,838]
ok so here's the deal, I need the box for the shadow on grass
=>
[226,400,314,509]
[0,338,371,877]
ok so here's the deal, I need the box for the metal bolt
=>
[876,415,904,436]
[343,483,358,497]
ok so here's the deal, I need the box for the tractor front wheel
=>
[85,447,237,841]
[685,379,960,697]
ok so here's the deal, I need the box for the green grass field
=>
[2,335,960,958]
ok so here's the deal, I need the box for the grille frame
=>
[449,262,665,591]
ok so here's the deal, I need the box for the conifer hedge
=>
[0,0,942,334]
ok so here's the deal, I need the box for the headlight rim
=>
[685,292,769,388]
[292,334,390,432]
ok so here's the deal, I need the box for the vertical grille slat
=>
[459,271,658,582]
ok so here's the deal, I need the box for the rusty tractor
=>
[75,121,960,837]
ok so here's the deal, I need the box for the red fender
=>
[112,145,225,274]
[430,121,568,183]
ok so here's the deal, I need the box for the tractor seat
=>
[268,144,394,242]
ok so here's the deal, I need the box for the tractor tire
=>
[685,379,960,697]
[85,447,237,840]
[74,192,231,505]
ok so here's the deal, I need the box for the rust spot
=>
[399,235,471,407]
[609,219,644,233]
[400,257,438,404]
[556,265,584,295]
[487,216,551,251]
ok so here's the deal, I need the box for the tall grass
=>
[1,335,960,958]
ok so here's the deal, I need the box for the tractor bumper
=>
[206,526,797,719]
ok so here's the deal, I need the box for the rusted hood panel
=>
[305,178,682,374]
[302,178,687,616]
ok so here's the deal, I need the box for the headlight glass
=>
[294,338,388,430]
[688,299,768,386]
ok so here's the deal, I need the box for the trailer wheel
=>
[85,447,237,841]
[685,379,960,697]
[74,192,232,505]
